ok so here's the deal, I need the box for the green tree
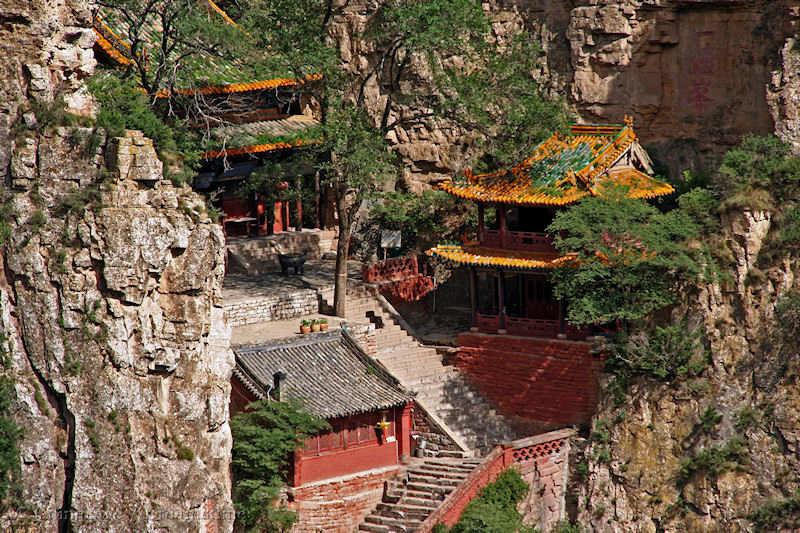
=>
[238,0,566,316]
[442,469,534,533]
[230,400,328,532]
[716,134,800,210]
[547,191,701,326]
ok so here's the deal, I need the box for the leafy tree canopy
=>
[230,400,328,533]
[439,469,534,533]
[548,191,701,326]
[716,134,800,210]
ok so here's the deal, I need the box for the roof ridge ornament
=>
[624,115,634,128]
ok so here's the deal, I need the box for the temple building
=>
[92,2,325,237]
[427,119,674,338]
[230,330,414,530]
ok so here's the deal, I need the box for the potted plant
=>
[319,318,329,331]
[310,319,321,332]
[300,320,311,334]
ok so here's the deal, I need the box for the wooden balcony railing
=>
[480,230,555,252]
[474,313,587,340]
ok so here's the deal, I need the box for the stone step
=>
[364,514,423,529]
[406,480,456,495]
[406,474,460,488]
[375,503,433,520]
[400,495,445,508]
[413,464,475,476]
[386,487,446,503]
[358,523,391,533]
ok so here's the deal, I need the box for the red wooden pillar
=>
[314,171,321,229]
[477,204,485,243]
[498,270,507,333]
[469,267,478,330]
[398,402,413,461]
[497,205,507,247]
[295,177,303,232]
[283,200,290,232]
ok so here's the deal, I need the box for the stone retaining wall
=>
[223,290,319,326]
[289,466,401,533]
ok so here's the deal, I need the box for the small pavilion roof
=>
[438,120,674,207]
[202,115,320,159]
[93,1,319,96]
[232,330,410,419]
[426,244,576,271]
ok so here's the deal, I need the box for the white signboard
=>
[381,229,402,249]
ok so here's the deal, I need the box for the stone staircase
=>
[358,457,481,533]
[331,285,520,454]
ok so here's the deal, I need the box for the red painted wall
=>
[231,375,413,486]
[454,333,603,427]
[290,466,401,533]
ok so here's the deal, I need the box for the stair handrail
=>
[416,428,576,532]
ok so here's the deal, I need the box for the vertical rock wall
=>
[1,1,234,531]
[334,0,800,187]
[575,210,800,532]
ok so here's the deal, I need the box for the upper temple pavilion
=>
[92,1,326,237]
[427,118,674,338]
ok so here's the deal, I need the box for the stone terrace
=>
[223,259,362,327]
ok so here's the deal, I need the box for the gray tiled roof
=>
[209,115,320,149]
[233,330,410,419]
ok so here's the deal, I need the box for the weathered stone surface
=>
[0,2,234,531]
[577,210,800,532]
[335,0,800,187]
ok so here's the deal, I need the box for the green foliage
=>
[677,188,720,234]
[778,205,800,248]
[716,135,800,209]
[0,374,22,509]
[698,406,722,433]
[553,521,583,533]
[84,417,101,453]
[174,441,194,461]
[606,322,708,382]
[676,438,748,488]
[748,491,800,532]
[444,469,535,533]
[734,406,760,432]
[88,72,200,179]
[230,400,328,532]
[28,97,92,130]
[548,193,701,326]
[366,190,477,253]
[28,209,46,233]
[775,290,800,357]
[0,199,15,247]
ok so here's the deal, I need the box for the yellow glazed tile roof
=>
[426,245,576,271]
[202,138,310,160]
[438,120,674,206]
[93,3,322,95]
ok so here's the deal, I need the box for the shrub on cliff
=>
[440,469,534,533]
[87,72,200,182]
[230,400,328,532]
[716,134,800,210]
[548,191,701,326]
[606,321,709,382]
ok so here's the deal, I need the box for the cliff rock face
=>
[340,0,800,188]
[1,1,234,531]
[576,211,799,532]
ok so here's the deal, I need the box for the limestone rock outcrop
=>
[336,0,800,188]
[1,1,234,531]
[576,210,799,532]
